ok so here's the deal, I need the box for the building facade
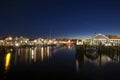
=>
[91,33,120,46]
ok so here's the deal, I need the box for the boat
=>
[85,47,98,60]
[86,48,97,54]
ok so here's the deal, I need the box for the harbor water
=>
[1,45,120,80]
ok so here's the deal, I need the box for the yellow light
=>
[5,52,11,71]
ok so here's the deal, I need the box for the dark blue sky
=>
[0,0,120,38]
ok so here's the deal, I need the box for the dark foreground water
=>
[1,45,120,80]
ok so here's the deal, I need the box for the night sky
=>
[0,0,120,38]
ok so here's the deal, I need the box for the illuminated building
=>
[91,33,120,46]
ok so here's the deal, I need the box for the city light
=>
[15,43,19,47]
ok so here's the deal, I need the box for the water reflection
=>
[4,46,72,65]
[75,59,79,72]
[0,48,13,80]
[75,48,120,72]
[12,46,55,64]
[5,52,11,71]
[0,45,73,68]
[1,45,120,79]
[75,48,85,72]
[41,47,44,61]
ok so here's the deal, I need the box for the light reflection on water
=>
[14,46,53,64]
[75,47,120,80]
[5,52,11,71]
[1,45,120,80]
[2,45,74,66]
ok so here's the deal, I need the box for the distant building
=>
[76,33,120,46]
[91,33,120,46]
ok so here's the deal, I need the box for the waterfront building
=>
[0,40,4,45]
[76,33,120,46]
[91,33,120,46]
[5,36,13,46]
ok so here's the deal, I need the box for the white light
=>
[34,40,37,43]
[54,41,57,44]
[32,49,34,59]
[105,43,111,46]
[15,43,19,47]
[68,40,71,43]
[25,40,27,43]
[8,37,12,40]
